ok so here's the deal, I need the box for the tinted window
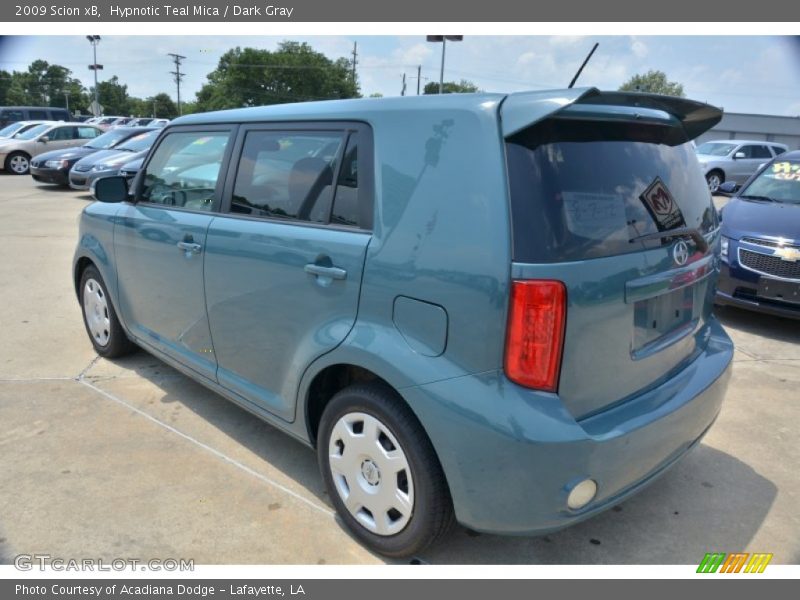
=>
[48,126,75,141]
[772,146,787,156]
[741,159,800,204]
[740,145,772,159]
[330,133,364,228]
[141,131,229,211]
[506,123,716,262]
[231,131,343,223]
[1,110,25,123]
[29,110,48,120]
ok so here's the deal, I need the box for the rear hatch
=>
[502,90,722,420]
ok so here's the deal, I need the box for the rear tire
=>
[79,265,136,358]
[318,382,454,557]
[5,152,30,175]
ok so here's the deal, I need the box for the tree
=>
[619,70,685,97]
[0,61,89,110]
[195,41,360,111]
[0,70,11,105]
[423,79,479,95]
[94,76,131,115]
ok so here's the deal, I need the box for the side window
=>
[140,131,229,211]
[330,133,364,228]
[48,126,74,141]
[231,131,343,223]
[29,110,48,120]
[772,146,786,156]
[751,145,772,159]
[78,127,99,139]
[2,110,24,123]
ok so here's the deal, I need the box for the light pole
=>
[426,35,463,94]
[86,35,103,116]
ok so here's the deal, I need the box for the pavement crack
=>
[76,355,102,381]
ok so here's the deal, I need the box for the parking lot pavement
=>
[1,175,798,565]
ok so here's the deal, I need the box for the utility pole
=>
[401,73,407,96]
[86,36,102,116]
[426,36,463,94]
[153,99,157,118]
[64,90,70,114]
[351,42,358,85]
[417,65,421,95]
[169,53,186,116]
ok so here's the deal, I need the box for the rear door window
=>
[230,131,344,223]
[29,110,48,120]
[506,126,716,262]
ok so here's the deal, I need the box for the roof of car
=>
[780,150,800,159]
[701,139,789,147]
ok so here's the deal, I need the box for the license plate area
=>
[758,278,800,305]
[632,286,695,359]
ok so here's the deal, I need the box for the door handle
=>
[177,241,202,254]
[304,263,347,281]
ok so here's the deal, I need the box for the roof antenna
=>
[568,42,599,89]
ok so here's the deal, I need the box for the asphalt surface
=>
[0,175,798,565]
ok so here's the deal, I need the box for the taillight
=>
[504,280,567,392]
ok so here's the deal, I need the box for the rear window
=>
[506,122,717,262]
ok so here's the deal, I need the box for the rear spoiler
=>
[500,87,722,144]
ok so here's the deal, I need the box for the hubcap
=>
[10,155,28,174]
[707,174,721,192]
[328,412,414,536]
[82,278,111,347]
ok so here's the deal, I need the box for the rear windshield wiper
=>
[629,226,709,253]
[739,194,775,203]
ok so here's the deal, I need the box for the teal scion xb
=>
[75,88,733,557]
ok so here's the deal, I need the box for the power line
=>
[168,53,186,116]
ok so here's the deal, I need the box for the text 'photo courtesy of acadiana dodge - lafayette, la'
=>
[108,4,296,18]
[15,584,305,596]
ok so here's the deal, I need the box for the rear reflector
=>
[504,280,567,392]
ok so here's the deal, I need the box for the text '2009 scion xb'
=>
[74,88,733,557]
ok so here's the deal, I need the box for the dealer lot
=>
[0,174,798,565]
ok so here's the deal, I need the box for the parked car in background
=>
[76,89,733,557]
[715,151,800,318]
[0,120,51,139]
[695,140,788,192]
[0,122,102,174]
[70,128,160,190]
[117,156,144,183]
[149,118,170,128]
[93,116,127,130]
[30,126,155,186]
[127,118,154,127]
[0,106,70,128]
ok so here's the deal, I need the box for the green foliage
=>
[195,41,360,111]
[423,79,480,95]
[0,60,89,110]
[619,70,685,97]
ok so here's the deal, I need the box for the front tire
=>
[706,170,724,193]
[5,152,30,175]
[318,382,454,557]
[79,265,136,358]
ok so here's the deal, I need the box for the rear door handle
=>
[177,241,202,254]
[304,264,347,280]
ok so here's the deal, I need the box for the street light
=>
[86,35,103,116]
[426,35,463,94]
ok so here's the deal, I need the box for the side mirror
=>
[733,151,746,159]
[38,136,49,143]
[717,181,738,195]
[93,176,130,203]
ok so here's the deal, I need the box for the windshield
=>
[86,129,139,150]
[696,142,737,156]
[740,159,800,204]
[15,124,51,140]
[0,122,27,137]
[115,130,159,152]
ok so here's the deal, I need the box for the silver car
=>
[0,120,52,139]
[696,139,788,192]
[0,122,103,174]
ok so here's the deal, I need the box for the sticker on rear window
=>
[561,192,628,241]
[639,177,686,231]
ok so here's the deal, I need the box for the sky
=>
[1,35,799,116]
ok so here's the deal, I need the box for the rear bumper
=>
[716,262,800,319]
[403,317,733,535]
